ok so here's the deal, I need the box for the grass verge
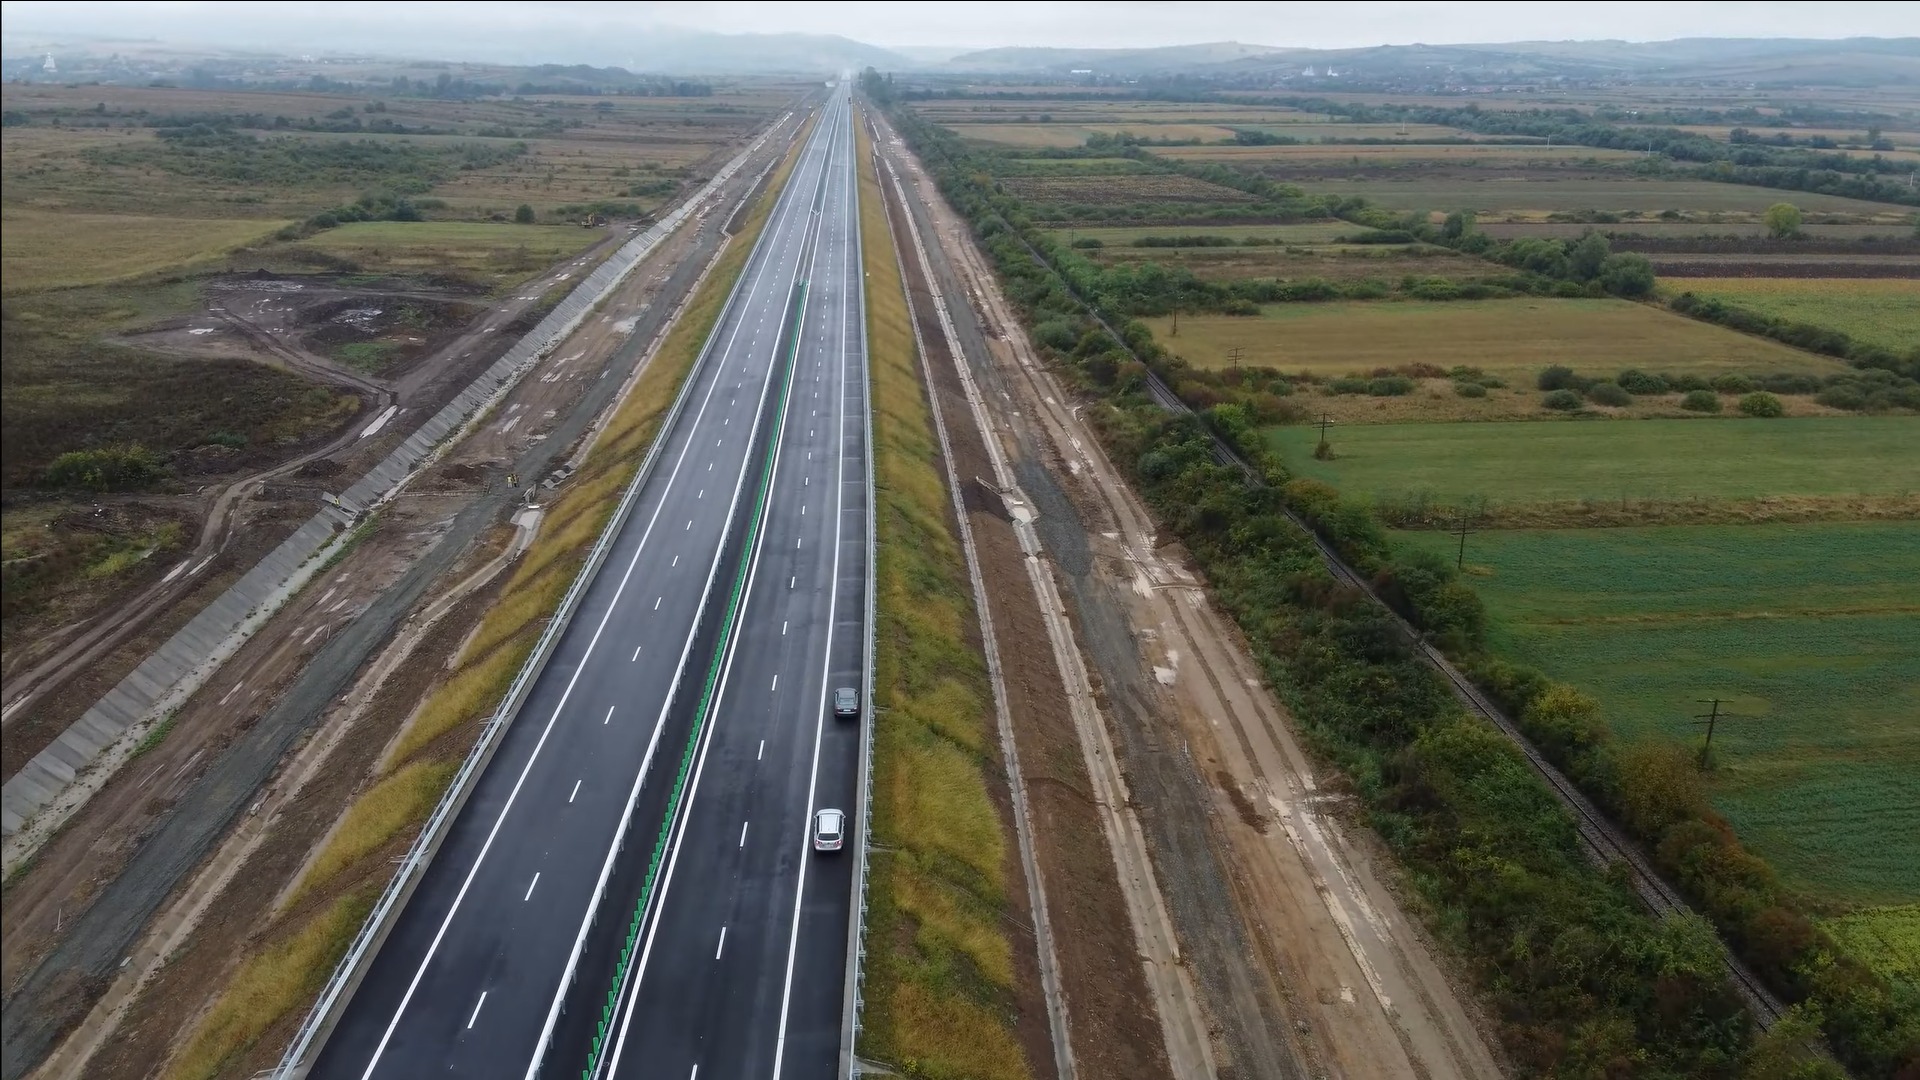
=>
[154,126,810,1079]
[855,111,1033,1080]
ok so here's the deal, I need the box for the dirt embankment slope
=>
[874,110,1504,1080]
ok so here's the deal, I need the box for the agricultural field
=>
[1392,520,1920,909]
[1045,222,1359,245]
[1,208,291,292]
[1269,416,1920,507]
[1307,177,1908,217]
[1671,278,1920,352]
[277,220,603,291]
[1155,143,1644,165]
[1148,298,1842,379]
[1478,221,1913,239]
[947,122,1238,148]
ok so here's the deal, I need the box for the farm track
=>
[1003,218,1793,1031]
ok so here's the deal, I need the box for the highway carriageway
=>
[310,84,870,1080]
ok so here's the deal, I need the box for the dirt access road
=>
[0,233,624,771]
[873,113,1502,1080]
[0,118,801,1079]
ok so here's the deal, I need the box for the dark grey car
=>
[833,686,860,719]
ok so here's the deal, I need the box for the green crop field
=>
[1394,521,1920,906]
[1309,178,1908,216]
[1271,416,1920,505]
[1044,222,1360,245]
[1674,278,1920,354]
[1152,298,1846,379]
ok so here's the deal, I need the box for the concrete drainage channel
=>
[0,116,793,859]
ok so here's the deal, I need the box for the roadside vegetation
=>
[876,76,1918,1076]
[156,122,810,1080]
[854,110,1034,1080]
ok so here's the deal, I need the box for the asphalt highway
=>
[311,85,870,1080]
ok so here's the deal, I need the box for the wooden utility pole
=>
[1227,344,1244,372]
[1692,698,1755,769]
[1455,510,1473,569]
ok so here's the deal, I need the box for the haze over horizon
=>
[3,0,1918,66]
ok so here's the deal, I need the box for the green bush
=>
[1672,374,1712,393]
[40,444,167,491]
[514,203,535,223]
[1542,388,1585,411]
[1454,380,1488,399]
[1616,368,1670,395]
[1681,389,1723,413]
[1585,381,1632,407]
[1537,364,1580,391]
[1069,236,1103,249]
[1739,391,1785,418]
[1712,372,1756,394]
[1327,376,1371,395]
[1367,375,1414,396]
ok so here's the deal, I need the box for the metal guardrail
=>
[838,105,880,1080]
[268,115,800,1080]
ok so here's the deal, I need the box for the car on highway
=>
[833,686,860,719]
[813,808,845,852]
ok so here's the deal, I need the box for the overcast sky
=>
[3,0,1917,55]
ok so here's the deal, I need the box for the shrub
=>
[40,444,167,491]
[1739,392,1785,418]
[513,203,535,223]
[1617,368,1670,395]
[1454,380,1488,399]
[1586,382,1632,407]
[1327,376,1370,395]
[1712,373,1756,394]
[1367,375,1414,397]
[1680,389,1723,413]
[1672,374,1711,393]
[1070,237,1103,248]
[1816,384,1867,411]
[1542,389,1585,411]
[1537,365,1580,391]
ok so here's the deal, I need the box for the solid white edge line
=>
[347,102,821,1080]
[524,873,541,902]
[603,94,849,1080]
[523,103,836,1080]
[770,87,856,1080]
[467,992,488,1030]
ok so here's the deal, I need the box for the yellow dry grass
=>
[1,208,290,293]
[163,887,375,1080]
[288,760,458,907]
[855,108,1031,1080]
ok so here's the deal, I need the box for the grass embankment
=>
[1395,520,1920,908]
[158,125,811,1080]
[855,113,1033,1080]
[1672,278,1920,355]
[1149,298,1842,379]
[0,208,293,293]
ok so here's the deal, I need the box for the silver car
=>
[833,686,860,719]
[813,808,845,852]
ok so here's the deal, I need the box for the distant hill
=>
[924,36,1920,85]
[942,42,1287,76]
